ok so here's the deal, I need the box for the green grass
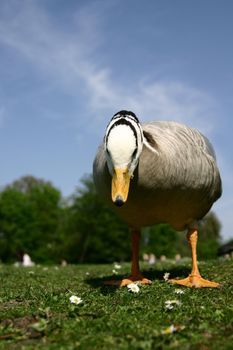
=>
[0,259,232,350]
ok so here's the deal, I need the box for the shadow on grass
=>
[85,264,190,294]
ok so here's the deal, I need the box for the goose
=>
[93,110,222,287]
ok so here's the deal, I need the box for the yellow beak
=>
[111,168,131,206]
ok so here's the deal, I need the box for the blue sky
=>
[0,0,232,240]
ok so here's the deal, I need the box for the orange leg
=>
[120,229,151,286]
[169,228,220,288]
[104,229,151,287]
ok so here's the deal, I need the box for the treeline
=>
[0,175,222,264]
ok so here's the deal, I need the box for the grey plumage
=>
[93,120,222,230]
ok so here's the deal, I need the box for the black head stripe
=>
[106,117,138,148]
[112,110,139,124]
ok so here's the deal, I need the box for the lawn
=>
[0,258,232,350]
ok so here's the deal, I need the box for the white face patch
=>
[104,111,144,176]
[107,125,137,169]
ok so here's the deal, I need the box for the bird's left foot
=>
[120,276,152,287]
[104,275,152,287]
[169,274,220,288]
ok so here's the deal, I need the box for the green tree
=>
[0,176,63,263]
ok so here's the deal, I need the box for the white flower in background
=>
[112,269,118,275]
[127,283,140,293]
[174,289,185,295]
[164,299,181,310]
[22,254,35,267]
[114,263,122,269]
[69,295,83,305]
[163,272,170,281]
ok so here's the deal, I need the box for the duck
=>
[93,110,222,287]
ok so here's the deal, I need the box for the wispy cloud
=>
[0,0,217,134]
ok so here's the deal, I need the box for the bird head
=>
[104,110,143,206]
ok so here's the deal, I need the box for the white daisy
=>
[163,272,170,281]
[164,299,181,310]
[164,301,174,310]
[127,283,140,293]
[69,295,83,305]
